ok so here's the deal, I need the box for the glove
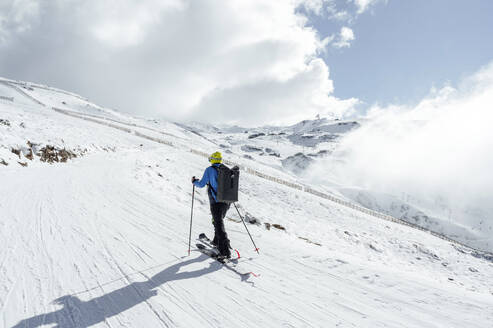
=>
[191,176,198,183]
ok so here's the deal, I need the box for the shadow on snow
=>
[13,253,246,327]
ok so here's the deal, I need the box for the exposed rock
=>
[0,159,8,166]
[244,212,260,225]
[248,133,265,139]
[369,243,383,253]
[0,119,11,126]
[241,145,263,152]
[298,237,322,246]
[281,153,313,174]
[38,145,77,163]
[25,148,34,160]
[265,148,280,157]
[307,150,330,157]
[288,133,339,147]
[11,148,21,158]
[272,224,285,231]
[5,142,79,166]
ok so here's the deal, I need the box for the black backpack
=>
[213,164,240,203]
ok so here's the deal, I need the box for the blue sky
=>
[308,0,493,108]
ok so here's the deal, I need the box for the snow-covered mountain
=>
[1,78,492,327]
[177,114,493,254]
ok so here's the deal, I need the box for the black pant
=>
[210,202,231,257]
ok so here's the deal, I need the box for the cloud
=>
[0,0,40,42]
[86,1,184,47]
[296,0,330,15]
[333,26,355,48]
[316,61,493,236]
[354,0,384,14]
[328,9,352,22]
[0,0,356,126]
[193,58,357,125]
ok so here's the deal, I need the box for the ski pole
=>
[188,185,195,255]
[233,203,259,254]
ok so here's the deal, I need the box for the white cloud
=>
[317,61,493,235]
[296,0,328,15]
[333,26,355,48]
[0,0,40,42]
[330,10,352,22]
[82,0,186,47]
[354,0,382,14]
[0,0,356,126]
[326,2,352,22]
[193,58,357,125]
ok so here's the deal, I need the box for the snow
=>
[183,114,493,254]
[1,79,493,327]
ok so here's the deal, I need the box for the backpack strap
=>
[207,164,221,194]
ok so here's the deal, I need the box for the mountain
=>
[176,117,359,174]
[1,77,492,327]
[176,115,492,254]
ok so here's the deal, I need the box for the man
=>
[192,151,231,259]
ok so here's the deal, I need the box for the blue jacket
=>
[193,164,221,203]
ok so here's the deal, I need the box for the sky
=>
[0,0,492,126]
[310,0,493,107]
[1,0,492,239]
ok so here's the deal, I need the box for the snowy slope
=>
[180,113,493,254]
[1,79,493,327]
[177,117,358,170]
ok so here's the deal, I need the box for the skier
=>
[192,151,231,259]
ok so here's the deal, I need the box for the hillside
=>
[1,78,492,327]
[178,112,492,254]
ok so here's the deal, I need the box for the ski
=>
[195,243,258,279]
[198,232,216,248]
[195,243,228,263]
[195,233,261,279]
[196,233,238,263]
[197,233,241,261]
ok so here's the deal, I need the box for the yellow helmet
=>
[209,151,222,164]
